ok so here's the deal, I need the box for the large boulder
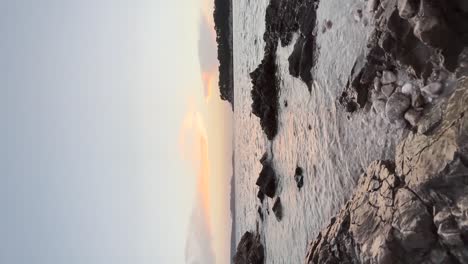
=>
[233,232,265,264]
[305,77,468,264]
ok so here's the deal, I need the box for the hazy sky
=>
[2,1,232,263]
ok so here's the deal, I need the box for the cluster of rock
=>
[370,69,447,127]
[255,153,278,199]
[233,231,265,264]
[305,77,468,263]
[254,152,287,224]
[251,0,321,140]
[339,0,468,114]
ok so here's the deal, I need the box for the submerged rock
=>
[305,77,468,264]
[272,197,283,221]
[294,167,304,189]
[257,207,264,221]
[257,190,265,203]
[234,232,265,264]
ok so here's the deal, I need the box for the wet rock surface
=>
[305,78,468,264]
[339,0,468,114]
[233,231,265,264]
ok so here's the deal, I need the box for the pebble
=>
[401,83,414,95]
[404,108,422,127]
[421,82,443,98]
[382,84,396,98]
[381,70,397,84]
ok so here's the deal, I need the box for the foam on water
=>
[233,0,404,262]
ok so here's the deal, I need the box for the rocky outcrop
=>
[233,231,265,264]
[251,0,320,139]
[250,51,280,140]
[256,156,278,198]
[339,0,468,113]
[305,77,468,263]
[287,0,320,90]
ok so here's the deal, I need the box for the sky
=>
[2,1,233,263]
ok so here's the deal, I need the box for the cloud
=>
[198,12,218,100]
[180,111,216,264]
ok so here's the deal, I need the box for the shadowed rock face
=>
[339,0,468,112]
[233,232,265,264]
[305,78,468,264]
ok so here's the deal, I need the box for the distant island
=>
[213,0,234,109]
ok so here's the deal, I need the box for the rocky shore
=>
[339,0,468,118]
[231,0,468,263]
[305,77,468,263]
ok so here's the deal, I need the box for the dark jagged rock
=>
[286,0,320,90]
[255,160,277,198]
[251,0,320,139]
[213,0,234,109]
[294,166,305,189]
[339,0,468,112]
[272,197,283,221]
[250,50,280,140]
[257,190,265,203]
[305,78,468,263]
[233,231,265,264]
